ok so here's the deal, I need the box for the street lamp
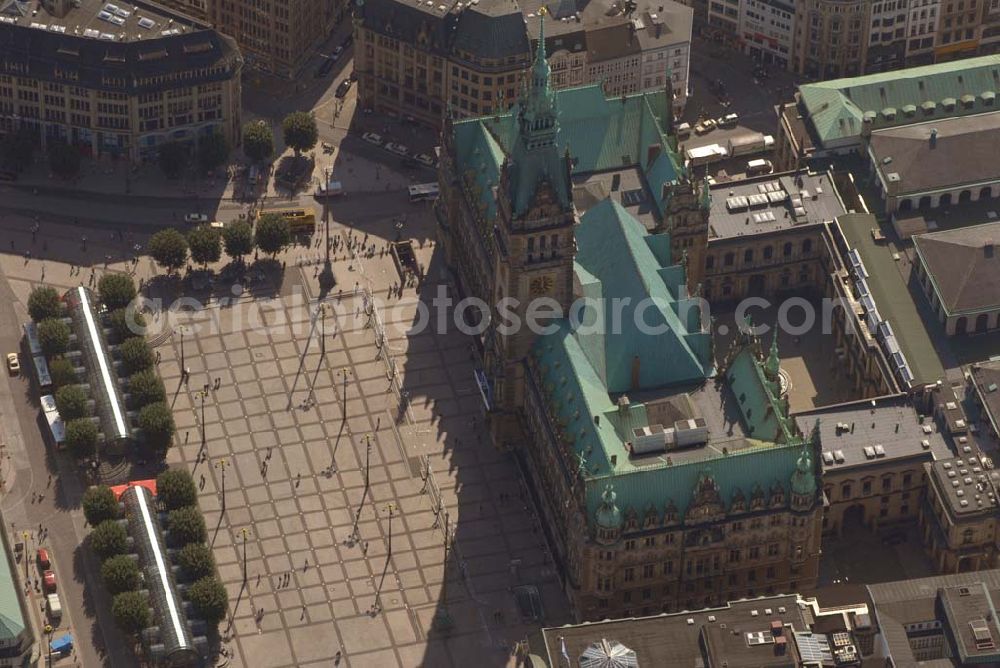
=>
[215,459,230,511]
[349,435,372,543]
[178,325,187,374]
[240,528,251,584]
[373,502,396,614]
[22,531,28,582]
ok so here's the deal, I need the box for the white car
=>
[385,142,409,157]
[415,153,436,167]
[361,132,383,146]
[6,353,18,376]
[184,213,209,224]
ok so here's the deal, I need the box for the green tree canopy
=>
[167,506,207,546]
[222,220,254,262]
[197,131,229,174]
[48,357,78,389]
[147,228,189,274]
[177,543,216,581]
[47,140,81,179]
[27,286,62,322]
[102,554,141,595]
[281,112,318,156]
[118,336,154,375]
[128,368,165,408]
[37,317,70,357]
[137,401,175,452]
[65,418,98,459]
[242,121,274,162]
[97,273,137,311]
[55,384,88,421]
[187,576,228,625]
[187,224,222,268]
[158,142,188,179]
[111,591,150,635]
[91,519,128,561]
[254,213,291,257]
[157,469,198,511]
[82,485,120,526]
[107,308,146,343]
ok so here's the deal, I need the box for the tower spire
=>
[532,7,551,94]
[765,328,780,380]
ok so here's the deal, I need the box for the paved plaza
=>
[151,213,570,667]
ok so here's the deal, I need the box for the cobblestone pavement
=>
[154,211,570,667]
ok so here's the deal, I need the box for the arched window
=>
[706,255,715,269]
[802,239,813,254]
[744,248,754,263]
[763,246,773,260]
[783,242,793,257]
[724,252,734,267]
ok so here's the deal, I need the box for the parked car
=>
[361,132,383,146]
[43,570,56,593]
[335,79,352,99]
[415,153,436,168]
[331,45,344,61]
[343,34,354,47]
[718,113,739,128]
[6,353,18,377]
[385,142,409,156]
[36,548,50,570]
[184,213,208,224]
[315,58,335,78]
[694,120,715,135]
[321,141,335,153]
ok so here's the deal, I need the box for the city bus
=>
[23,322,41,356]
[408,183,439,203]
[40,394,65,448]
[258,207,316,235]
[33,355,52,391]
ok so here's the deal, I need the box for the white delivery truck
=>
[685,143,728,166]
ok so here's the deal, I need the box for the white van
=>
[746,158,774,176]
[46,593,62,624]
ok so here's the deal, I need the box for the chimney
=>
[930,128,938,148]
[594,415,601,427]
[647,143,661,167]
[631,355,641,390]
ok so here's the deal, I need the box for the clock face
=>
[529,274,555,297]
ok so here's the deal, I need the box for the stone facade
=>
[0,3,242,163]
[354,0,692,129]
[164,0,342,77]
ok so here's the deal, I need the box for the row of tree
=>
[83,470,227,638]
[147,215,292,274]
[27,278,175,459]
[242,111,318,162]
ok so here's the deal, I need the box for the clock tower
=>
[487,11,577,433]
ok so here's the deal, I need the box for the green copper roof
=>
[452,83,683,219]
[0,536,26,644]
[727,343,794,443]
[799,55,1000,145]
[572,199,710,392]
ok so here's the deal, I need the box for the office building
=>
[165,0,342,77]
[353,0,692,128]
[0,0,242,162]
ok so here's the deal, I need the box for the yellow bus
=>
[258,206,317,234]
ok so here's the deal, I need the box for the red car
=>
[42,570,56,593]
[36,548,50,570]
